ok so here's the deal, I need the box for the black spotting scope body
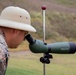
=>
[25,34,76,54]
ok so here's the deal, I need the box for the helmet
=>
[0,6,36,32]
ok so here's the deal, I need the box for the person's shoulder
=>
[0,41,6,49]
[0,45,5,61]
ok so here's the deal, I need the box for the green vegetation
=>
[6,52,76,75]
[56,0,76,7]
[41,0,76,7]
[31,12,76,42]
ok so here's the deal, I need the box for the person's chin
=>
[9,46,18,48]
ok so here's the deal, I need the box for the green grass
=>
[6,52,76,75]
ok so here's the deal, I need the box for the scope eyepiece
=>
[25,34,35,44]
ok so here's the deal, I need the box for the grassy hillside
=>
[56,0,76,7]
[31,12,76,41]
[0,0,76,12]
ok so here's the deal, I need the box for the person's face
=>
[11,30,28,48]
[5,29,28,48]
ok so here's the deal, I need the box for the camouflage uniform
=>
[0,29,9,75]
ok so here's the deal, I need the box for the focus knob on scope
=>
[25,34,76,54]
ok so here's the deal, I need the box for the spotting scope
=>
[25,34,76,54]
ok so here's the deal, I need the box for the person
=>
[0,6,36,75]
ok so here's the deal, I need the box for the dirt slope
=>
[0,0,76,13]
